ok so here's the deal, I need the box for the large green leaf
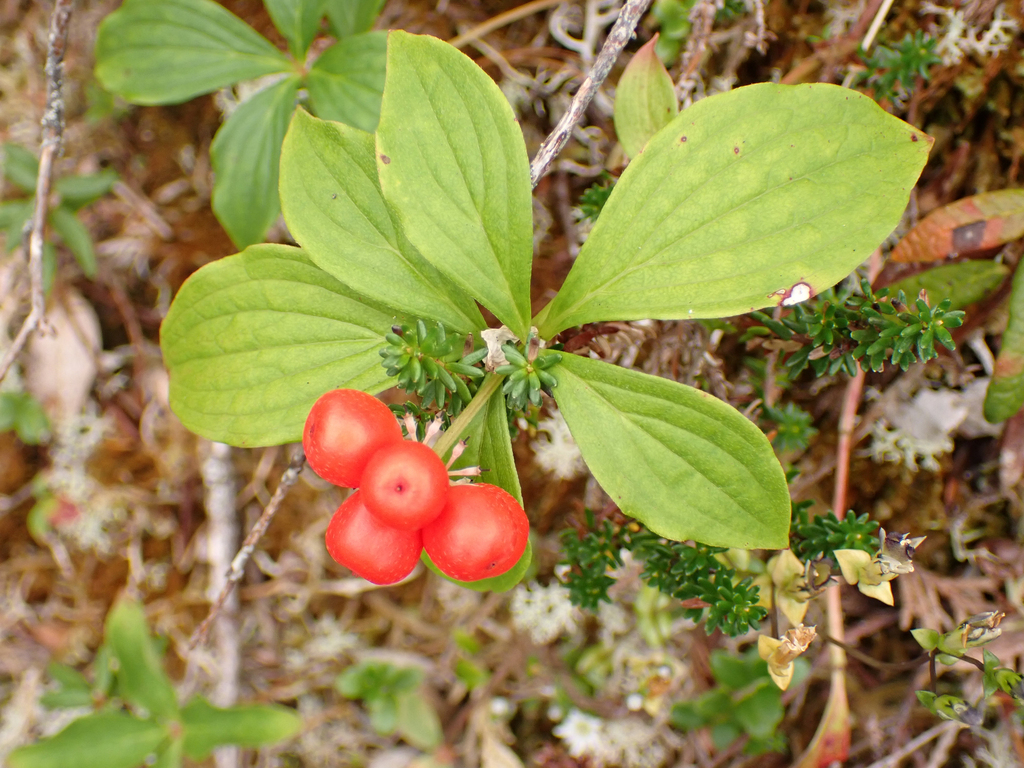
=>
[211,75,300,249]
[613,34,678,159]
[550,354,790,548]
[536,83,931,337]
[181,696,301,760]
[161,244,395,447]
[280,109,484,333]
[105,599,179,721]
[264,0,324,59]
[94,0,292,105]
[8,713,168,768]
[375,31,533,338]
[308,32,387,133]
[985,264,1024,422]
[323,0,384,38]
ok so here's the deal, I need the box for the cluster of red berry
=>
[303,389,529,585]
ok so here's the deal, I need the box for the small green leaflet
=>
[211,76,301,249]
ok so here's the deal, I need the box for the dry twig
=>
[0,0,74,384]
[530,0,653,186]
[189,446,306,648]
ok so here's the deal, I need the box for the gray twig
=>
[189,445,306,649]
[0,0,73,384]
[529,0,653,187]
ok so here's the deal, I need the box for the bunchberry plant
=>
[1,142,118,284]
[94,0,387,248]
[160,30,931,592]
[8,599,300,768]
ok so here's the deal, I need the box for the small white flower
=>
[510,581,580,644]
[553,709,605,758]
[531,411,586,480]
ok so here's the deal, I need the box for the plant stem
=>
[0,0,73,384]
[433,373,502,460]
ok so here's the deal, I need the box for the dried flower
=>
[758,625,816,690]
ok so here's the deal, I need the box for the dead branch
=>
[0,0,74,384]
[189,445,306,649]
[529,0,653,187]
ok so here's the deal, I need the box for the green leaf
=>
[550,354,790,548]
[536,83,931,337]
[50,206,97,278]
[887,260,1008,311]
[264,0,324,59]
[734,685,783,739]
[105,598,179,721]
[376,31,533,338]
[396,691,442,751]
[150,737,183,768]
[54,170,119,210]
[2,142,39,192]
[279,108,484,333]
[160,243,395,447]
[0,200,32,251]
[985,263,1024,422]
[0,391,50,444]
[910,627,941,651]
[710,649,765,690]
[211,75,300,249]
[323,0,384,38]
[7,713,168,768]
[613,34,678,159]
[181,696,301,759]
[308,32,387,133]
[94,0,292,105]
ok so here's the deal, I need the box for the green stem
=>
[433,373,502,460]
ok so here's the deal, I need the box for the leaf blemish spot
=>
[911,134,919,142]
[780,282,813,307]
[331,193,337,200]
[681,136,687,142]
[734,147,740,154]
[380,154,391,164]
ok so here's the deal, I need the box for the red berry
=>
[325,490,422,584]
[423,483,528,581]
[360,441,449,530]
[303,389,402,487]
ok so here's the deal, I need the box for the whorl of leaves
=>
[790,501,878,561]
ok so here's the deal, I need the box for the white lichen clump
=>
[921,2,1020,65]
[530,411,587,480]
[510,581,580,644]
[554,709,667,768]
